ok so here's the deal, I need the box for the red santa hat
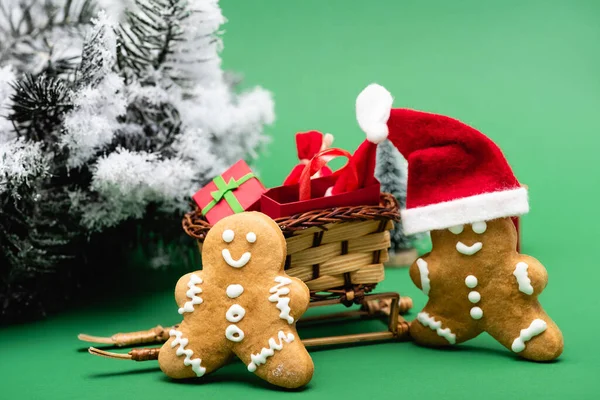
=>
[354,84,529,235]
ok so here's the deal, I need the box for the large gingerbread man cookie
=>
[409,218,564,361]
[158,212,314,388]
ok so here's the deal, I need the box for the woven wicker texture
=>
[182,193,400,301]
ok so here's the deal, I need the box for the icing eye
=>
[222,229,234,243]
[448,225,464,235]
[246,232,256,243]
[472,221,487,234]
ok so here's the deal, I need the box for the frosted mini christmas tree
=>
[0,0,274,322]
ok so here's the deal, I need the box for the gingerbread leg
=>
[236,330,314,389]
[158,324,231,379]
[486,308,563,361]
[410,305,482,347]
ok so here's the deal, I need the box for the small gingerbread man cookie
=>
[158,212,314,388]
[352,83,564,361]
[409,218,563,361]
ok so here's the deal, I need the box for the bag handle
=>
[298,148,358,201]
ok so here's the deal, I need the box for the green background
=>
[2,0,599,398]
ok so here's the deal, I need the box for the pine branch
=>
[8,74,72,145]
[117,0,189,81]
[0,0,97,77]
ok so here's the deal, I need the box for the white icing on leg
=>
[268,276,294,324]
[169,329,206,377]
[222,249,251,268]
[511,319,547,353]
[513,262,534,295]
[416,312,457,344]
[225,304,246,323]
[456,241,482,255]
[178,274,203,315]
[247,331,295,372]
[225,324,245,342]
[226,284,244,299]
[416,258,431,295]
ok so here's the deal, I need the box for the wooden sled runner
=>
[81,293,413,361]
[80,192,414,359]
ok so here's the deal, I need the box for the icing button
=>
[226,304,246,323]
[465,275,478,288]
[226,284,244,299]
[468,291,481,303]
[470,307,483,320]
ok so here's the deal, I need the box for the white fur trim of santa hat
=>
[356,84,393,144]
[400,187,529,235]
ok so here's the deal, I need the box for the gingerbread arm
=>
[512,255,548,296]
[287,277,311,319]
[268,275,310,324]
[409,255,432,296]
[174,270,204,313]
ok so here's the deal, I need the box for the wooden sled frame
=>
[80,292,413,361]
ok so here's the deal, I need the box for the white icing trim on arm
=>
[268,276,294,324]
[416,312,456,344]
[456,241,482,256]
[222,249,251,268]
[513,262,534,295]
[170,329,206,377]
[416,258,431,295]
[511,319,547,353]
[178,274,203,315]
[247,331,295,372]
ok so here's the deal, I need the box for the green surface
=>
[2,0,600,398]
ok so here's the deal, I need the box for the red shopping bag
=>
[261,148,380,219]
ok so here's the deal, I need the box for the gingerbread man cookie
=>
[352,83,564,361]
[158,212,314,388]
[409,218,563,361]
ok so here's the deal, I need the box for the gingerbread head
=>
[158,212,314,388]
[354,84,563,361]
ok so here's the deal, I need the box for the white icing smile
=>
[222,249,251,268]
[456,241,482,255]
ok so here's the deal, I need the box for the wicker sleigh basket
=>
[78,192,412,354]
[182,192,400,305]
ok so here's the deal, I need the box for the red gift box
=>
[192,160,266,225]
[261,148,380,219]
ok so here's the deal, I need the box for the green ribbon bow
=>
[201,173,256,216]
